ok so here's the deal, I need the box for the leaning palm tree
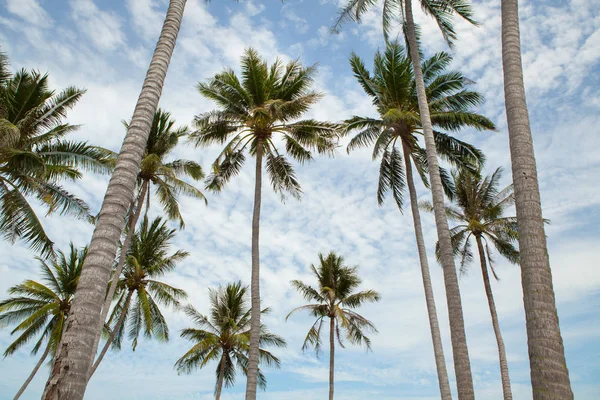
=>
[190,47,338,400]
[0,62,113,257]
[88,216,188,379]
[422,167,517,399]
[175,281,286,400]
[344,42,493,400]
[0,244,86,399]
[95,109,205,369]
[287,252,380,400]
[501,1,573,398]
[334,1,479,397]
[44,2,188,398]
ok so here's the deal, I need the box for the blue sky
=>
[1,0,599,399]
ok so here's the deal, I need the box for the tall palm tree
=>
[88,216,188,379]
[500,1,573,398]
[286,252,380,400]
[175,281,286,400]
[95,109,205,369]
[190,47,338,400]
[422,167,517,399]
[344,42,493,399]
[334,1,479,397]
[0,244,86,399]
[0,60,113,257]
[43,2,188,398]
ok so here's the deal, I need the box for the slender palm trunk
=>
[500,1,572,398]
[215,354,226,400]
[87,290,134,379]
[329,316,335,400]
[87,181,147,378]
[403,1,474,398]
[475,236,512,399]
[13,343,51,399]
[42,3,186,398]
[245,138,263,400]
[403,145,452,400]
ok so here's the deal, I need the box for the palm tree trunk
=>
[403,145,452,400]
[403,1,474,398]
[87,290,134,380]
[42,3,187,398]
[244,138,263,400]
[329,316,335,400]
[13,343,51,399]
[215,354,226,400]
[475,236,512,399]
[86,181,148,378]
[500,1,572,398]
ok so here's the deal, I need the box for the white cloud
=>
[69,0,126,51]
[5,0,52,27]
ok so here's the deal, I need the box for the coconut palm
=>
[87,216,188,379]
[334,1,480,397]
[287,252,380,400]
[422,167,517,399]
[0,244,86,399]
[190,47,338,400]
[344,42,493,399]
[175,281,286,400]
[500,1,573,398]
[95,109,205,370]
[0,59,113,257]
[44,2,188,397]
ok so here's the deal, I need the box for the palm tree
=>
[422,167,517,399]
[344,42,493,399]
[0,57,113,257]
[500,1,573,398]
[334,1,480,397]
[44,2,188,398]
[0,244,86,399]
[190,47,338,400]
[287,252,380,400]
[175,281,286,400]
[95,109,205,370]
[88,216,188,379]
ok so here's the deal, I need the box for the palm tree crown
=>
[0,243,86,358]
[0,54,113,256]
[175,282,286,398]
[287,252,380,354]
[344,42,494,208]
[190,47,338,198]
[107,216,188,351]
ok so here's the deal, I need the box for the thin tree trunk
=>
[403,144,452,400]
[42,2,187,398]
[215,354,226,400]
[87,290,134,380]
[13,343,51,399]
[403,1,474,398]
[86,181,148,378]
[501,2,572,398]
[329,316,335,400]
[245,138,263,400]
[475,236,512,399]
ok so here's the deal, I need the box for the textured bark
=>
[403,144,452,400]
[403,1,474,398]
[87,181,148,378]
[13,343,51,399]
[244,139,263,400]
[329,316,335,400]
[500,1,573,398]
[215,354,226,400]
[87,290,134,379]
[42,2,187,398]
[475,236,512,399]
